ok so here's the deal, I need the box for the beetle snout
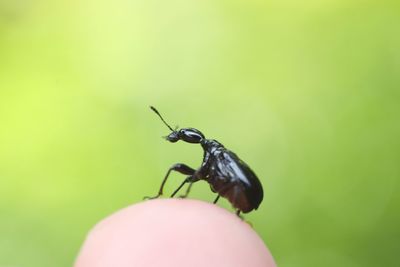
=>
[165,131,179,142]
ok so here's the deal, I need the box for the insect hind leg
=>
[236,210,242,218]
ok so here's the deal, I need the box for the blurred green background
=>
[1,1,399,266]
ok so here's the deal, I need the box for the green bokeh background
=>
[1,1,399,266]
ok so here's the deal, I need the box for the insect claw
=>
[143,194,161,200]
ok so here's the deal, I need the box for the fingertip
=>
[75,199,276,267]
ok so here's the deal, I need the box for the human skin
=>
[75,199,276,267]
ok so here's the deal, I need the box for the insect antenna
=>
[150,106,175,132]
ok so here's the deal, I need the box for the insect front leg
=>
[144,163,195,200]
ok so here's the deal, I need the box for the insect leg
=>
[179,182,193,198]
[143,163,195,200]
[211,182,233,205]
[170,178,189,197]
[176,176,200,198]
[236,210,242,218]
[213,195,220,204]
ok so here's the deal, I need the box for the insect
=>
[144,106,263,216]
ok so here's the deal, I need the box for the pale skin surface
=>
[75,199,276,267]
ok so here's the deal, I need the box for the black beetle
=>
[144,106,263,216]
